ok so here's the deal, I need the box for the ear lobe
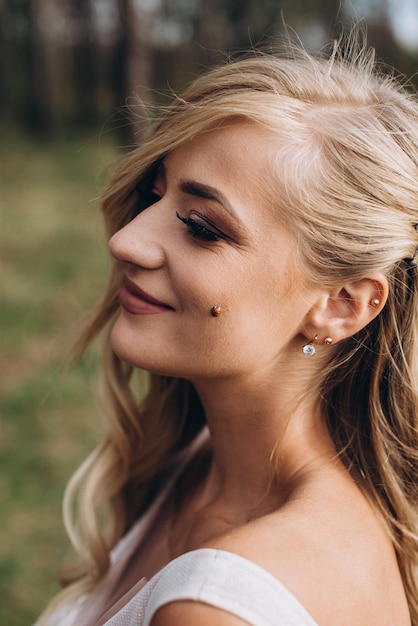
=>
[303,274,388,344]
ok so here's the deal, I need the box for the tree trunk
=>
[115,0,154,143]
[71,0,97,128]
[30,0,61,138]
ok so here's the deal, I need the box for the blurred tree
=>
[113,0,154,140]
[0,1,6,118]
[71,0,98,128]
[0,0,34,131]
[30,0,62,138]
[1,0,417,140]
[0,0,63,138]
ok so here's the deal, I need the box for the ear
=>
[302,273,388,345]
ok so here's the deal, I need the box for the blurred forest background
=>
[2,0,418,140]
[1,1,418,625]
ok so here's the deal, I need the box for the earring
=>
[302,336,317,356]
[370,298,380,307]
[324,337,333,345]
[211,305,222,317]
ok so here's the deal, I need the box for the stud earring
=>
[211,305,222,317]
[370,298,380,307]
[302,336,317,356]
[324,337,333,345]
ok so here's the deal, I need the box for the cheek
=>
[191,280,290,371]
[223,267,306,355]
[109,251,305,378]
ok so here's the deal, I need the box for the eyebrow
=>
[158,162,239,221]
[180,180,238,217]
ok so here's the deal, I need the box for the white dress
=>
[46,549,318,626]
[41,433,318,626]
[101,547,318,626]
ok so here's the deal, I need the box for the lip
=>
[118,275,174,315]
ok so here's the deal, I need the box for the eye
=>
[132,188,161,219]
[144,189,161,206]
[176,211,223,241]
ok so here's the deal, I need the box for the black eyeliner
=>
[176,211,220,241]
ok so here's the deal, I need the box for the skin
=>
[110,123,319,382]
[109,122,409,625]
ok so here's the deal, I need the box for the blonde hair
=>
[43,34,418,623]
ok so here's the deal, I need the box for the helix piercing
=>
[211,305,222,317]
[370,298,380,307]
[302,335,317,356]
[324,337,333,345]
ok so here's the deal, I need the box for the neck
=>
[189,357,337,517]
[168,356,341,556]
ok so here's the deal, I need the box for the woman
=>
[40,34,418,625]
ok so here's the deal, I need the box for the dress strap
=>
[144,548,318,626]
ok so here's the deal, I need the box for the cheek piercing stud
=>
[211,305,222,317]
[370,298,380,307]
[302,335,317,356]
[324,337,333,345]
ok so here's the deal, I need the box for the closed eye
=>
[132,189,161,219]
[176,212,223,241]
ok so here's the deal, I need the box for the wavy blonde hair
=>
[42,33,418,623]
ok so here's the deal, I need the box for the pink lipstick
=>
[118,276,174,315]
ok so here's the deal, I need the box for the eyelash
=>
[133,189,224,243]
[176,211,221,241]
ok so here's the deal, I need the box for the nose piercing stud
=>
[211,305,222,317]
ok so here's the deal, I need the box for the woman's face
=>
[109,121,320,381]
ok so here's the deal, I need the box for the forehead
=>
[163,121,278,204]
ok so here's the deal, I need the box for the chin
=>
[109,322,176,376]
[110,323,150,369]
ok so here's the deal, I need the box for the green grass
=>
[0,130,119,625]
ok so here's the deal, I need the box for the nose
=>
[109,204,167,269]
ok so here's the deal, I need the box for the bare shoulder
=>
[151,601,249,626]
[149,469,410,626]
[201,474,410,626]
